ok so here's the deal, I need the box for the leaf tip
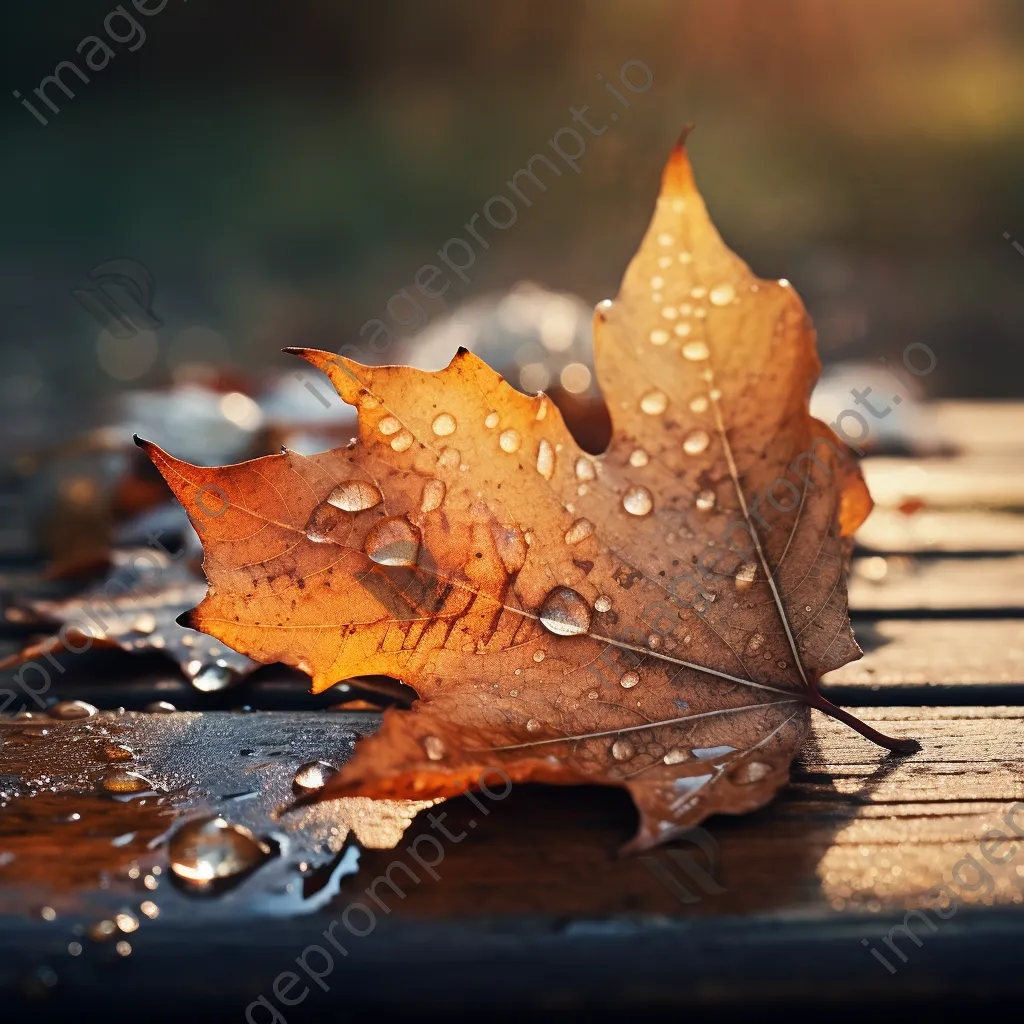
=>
[662,124,698,198]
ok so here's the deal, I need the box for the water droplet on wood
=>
[619,671,640,689]
[168,816,272,889]
[293,760,338,791]
[594,595,612,613]
[49,700,97,721]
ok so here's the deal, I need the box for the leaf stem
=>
[804,690,921,755]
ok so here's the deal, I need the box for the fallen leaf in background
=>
[142,134,918,851]
[2,549,259,692]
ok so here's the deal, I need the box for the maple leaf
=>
[140,134,918,851]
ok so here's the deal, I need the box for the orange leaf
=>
[142,135,915,852]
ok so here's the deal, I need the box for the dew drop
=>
[649,329,670,346]
[536,439,555,480]
[733,760,772,785]
[647,634,662,650]
[499,429,521,453]
[145,701,176,714]
[639,390,668,415]
[695,489,715,511]
[377,416,402,436]
[293,760,338,791]
[660,307,678,321]
[611,739,635,761]
[139,901,159,919]
[574,457,596,481]
[689,395,709,413]
[192,665,234,693]
[682,339,710,361]
[622,486,653,516]
[491,523,528,573]
[745,632,765,656]
[533,650,545,663]
[390,430,414,452]
[805,605,813,613]
[420,478,446,513]
[363,516,421,567]
[709,387,722,401]
[691,285,707,298]
[587,690,599,700]
[436,446,460,470]
[484,411,499,429]
[431,413,457,436]
[539,586,592,638]
[663,749,689,765]
[658,255,672,268]
[103,743,134,762]
[100,770,152,795]
[328,480,382,512]
[564,518,594,545]
[657,232,674,246]
[132,613,157,635]
[49,700,97,721]
[594,595,612,613]
[710,282,736,306]
[734,563,757,590]
[526,718,542,733]
[423,735,446,761]
[683,430,710,455]
[650,276,664,289]
[168,816,272,888]
[629,448,649,468]
[619,671,640,689]
[674,322,692,337]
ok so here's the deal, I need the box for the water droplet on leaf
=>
[364,517,421,567]
[539,586,592,637]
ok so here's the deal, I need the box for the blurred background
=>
[1,0,1023,561]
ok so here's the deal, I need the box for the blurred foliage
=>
[1,0,1023,448]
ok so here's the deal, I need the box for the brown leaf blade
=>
[143,136,913,851]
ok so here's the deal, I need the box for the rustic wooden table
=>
[2,400,1023,1021]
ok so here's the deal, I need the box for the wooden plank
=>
[824,619,1024,688]
[931,400,1024,455]
[856,507,1024,553]
[2,707,1024,1015]
[863,456,1024,509]
[849,555,1024,613]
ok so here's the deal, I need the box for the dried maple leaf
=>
[141,135,918,851]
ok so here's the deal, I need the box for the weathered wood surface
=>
[849,555,1024,613]
[3,406,1024,1018]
